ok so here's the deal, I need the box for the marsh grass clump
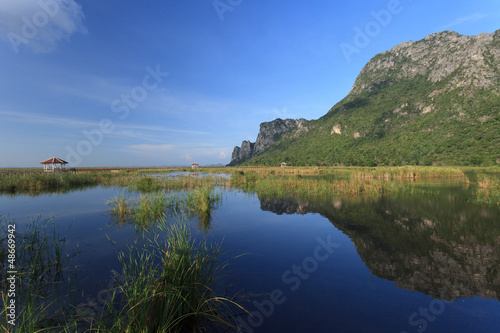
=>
[187,186,222,216]
[476,173,497,189]
[108,187,222,230]
[0,171,120,195]
[136,176,162,192]
[0,216,77,332]
[348,166,466,180]
[233,173,437,203]
[108,193,169,227]
[107,196,134,223]
[186,186,222,231]
[112,217,240,332]
[472,173,500,206]
[135,193,168,225]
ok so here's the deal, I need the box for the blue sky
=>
[0,0,499,167]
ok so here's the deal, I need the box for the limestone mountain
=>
[230,29,500,166]
[229,118,308,165]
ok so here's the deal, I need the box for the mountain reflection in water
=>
[259,191,500,301]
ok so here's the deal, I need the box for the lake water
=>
[1,179,500,332]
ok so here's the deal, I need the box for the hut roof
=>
[191,163,199,165]
[40,157,68,164]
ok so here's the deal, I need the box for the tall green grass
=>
[2,203,242,332]
[0,172,104,194]
[232,173,449,204]
[0,170,230,196]
[1,166,476,196]
[0,216,78,332]
[348,166,467,180]
[107,193,170,229]
[186,186,222,230]
[110,217,240,332]
[108,186,222,230]
[470,173,500,206]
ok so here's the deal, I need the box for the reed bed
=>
[0,216,78,332]
[1,166,484,196]
[0,170,229,196]
[107,186,222,230]
[108,193,174,228]
[229,167,500,206]
[110,217,240,332]
[0,172,105,194]
[2,204,241,332]
[221,166,472,179]
[187,186,222,230]
[347,166,467,180]
[232,173,439,203]
[471,173,500,206]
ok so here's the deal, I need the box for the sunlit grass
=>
[110,217,241,332]
[472,173,500,206]
[107,185,222,231]
[0,216,78,332]
[0,170,229,196]
[2,197,243,332]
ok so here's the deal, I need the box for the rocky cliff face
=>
[234,29,500,166]
[351,30,500,95]
[229,118,308,165]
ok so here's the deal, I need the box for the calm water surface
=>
[1,180,499,332]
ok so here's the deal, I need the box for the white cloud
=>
[0,0,86,53]
[271,106,297,119]
[441,13,487,30]
[126,144,174,152]
[0,110,209,136]
[182,154,193,162]
[219,151,227,159]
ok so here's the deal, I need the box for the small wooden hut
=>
[280,162,287,168]
[40,157,68,172]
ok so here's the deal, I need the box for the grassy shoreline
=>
[0,211,241,332]
[1,166,498,204]
[1,166,498,331]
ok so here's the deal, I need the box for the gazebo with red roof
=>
[40,157,68,172]
[191,162,199,169]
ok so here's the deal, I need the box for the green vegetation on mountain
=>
[232,30,500,167]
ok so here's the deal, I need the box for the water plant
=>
[471,173,500,206]
[108,185,223,230]
[1,210,243,332]
[0,170,229,196]
[107,196,134,223]
[186,186,222,230]
[101,215,243,332]
[0,216,78,332]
